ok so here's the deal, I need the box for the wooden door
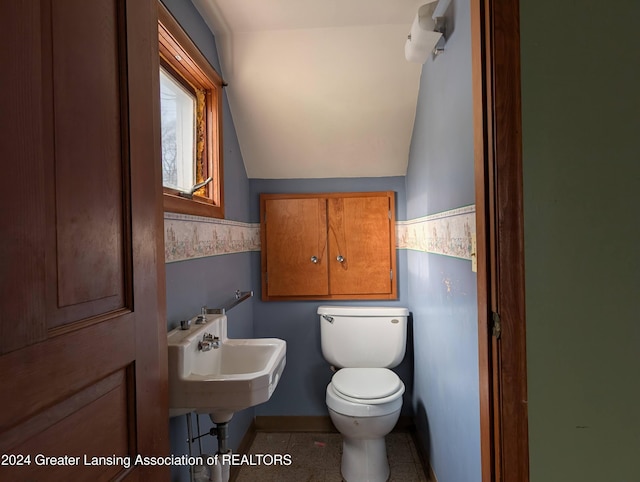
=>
[328,195,395,296]
[263,197,329,297]
[472,0,529,480]
[0,0,169,480]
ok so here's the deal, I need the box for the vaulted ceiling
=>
[192,0,427,179]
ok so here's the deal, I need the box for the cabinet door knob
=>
[336,255,345,263]
[310,256,319,264]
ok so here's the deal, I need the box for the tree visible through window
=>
[160,66,196,192]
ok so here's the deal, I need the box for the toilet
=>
[318,305,409,482]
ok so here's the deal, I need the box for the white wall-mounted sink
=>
[168,314,286,423]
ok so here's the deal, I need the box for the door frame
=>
[472,0,529,481]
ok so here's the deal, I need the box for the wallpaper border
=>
[396,205,476,260]
[164,213,260,263]
[164,205,476,263]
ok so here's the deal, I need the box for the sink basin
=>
[168,314,286,422]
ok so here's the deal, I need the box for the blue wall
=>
[249,178,414,417]
[405,1,481,481]
[159,1,253,480]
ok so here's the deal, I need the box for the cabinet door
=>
[328,195,394,295]
[263,198,329,296]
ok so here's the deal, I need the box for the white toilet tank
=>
[318,306,409,368]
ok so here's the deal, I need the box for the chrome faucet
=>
[198,333,220,351]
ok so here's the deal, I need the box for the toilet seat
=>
[332,368,403,404]
[326,368,404,418]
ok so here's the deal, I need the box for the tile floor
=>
[235,431,429,482]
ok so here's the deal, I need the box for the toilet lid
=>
[332,368,402,400]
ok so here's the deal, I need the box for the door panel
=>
[51,0,126,313]
[1,369,132,482]
[48,0,130,329]
[0,0,168,479]
[264,198,329,296]
[328,196,392,295]
[0,317,134,433]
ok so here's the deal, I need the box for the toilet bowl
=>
[318,306,409,482]
[326,367,404,482]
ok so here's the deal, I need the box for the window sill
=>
[163,192,224,219]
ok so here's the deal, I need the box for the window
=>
[158,3,224,218]
[160,66,196,193]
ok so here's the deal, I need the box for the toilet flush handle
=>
[322,315,334,323]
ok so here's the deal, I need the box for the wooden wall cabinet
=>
[260,192,397,300]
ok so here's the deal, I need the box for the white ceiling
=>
[192,0,427,179]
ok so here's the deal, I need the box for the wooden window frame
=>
[158,2,224,218]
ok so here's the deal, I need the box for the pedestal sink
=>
[168,314,286,423]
